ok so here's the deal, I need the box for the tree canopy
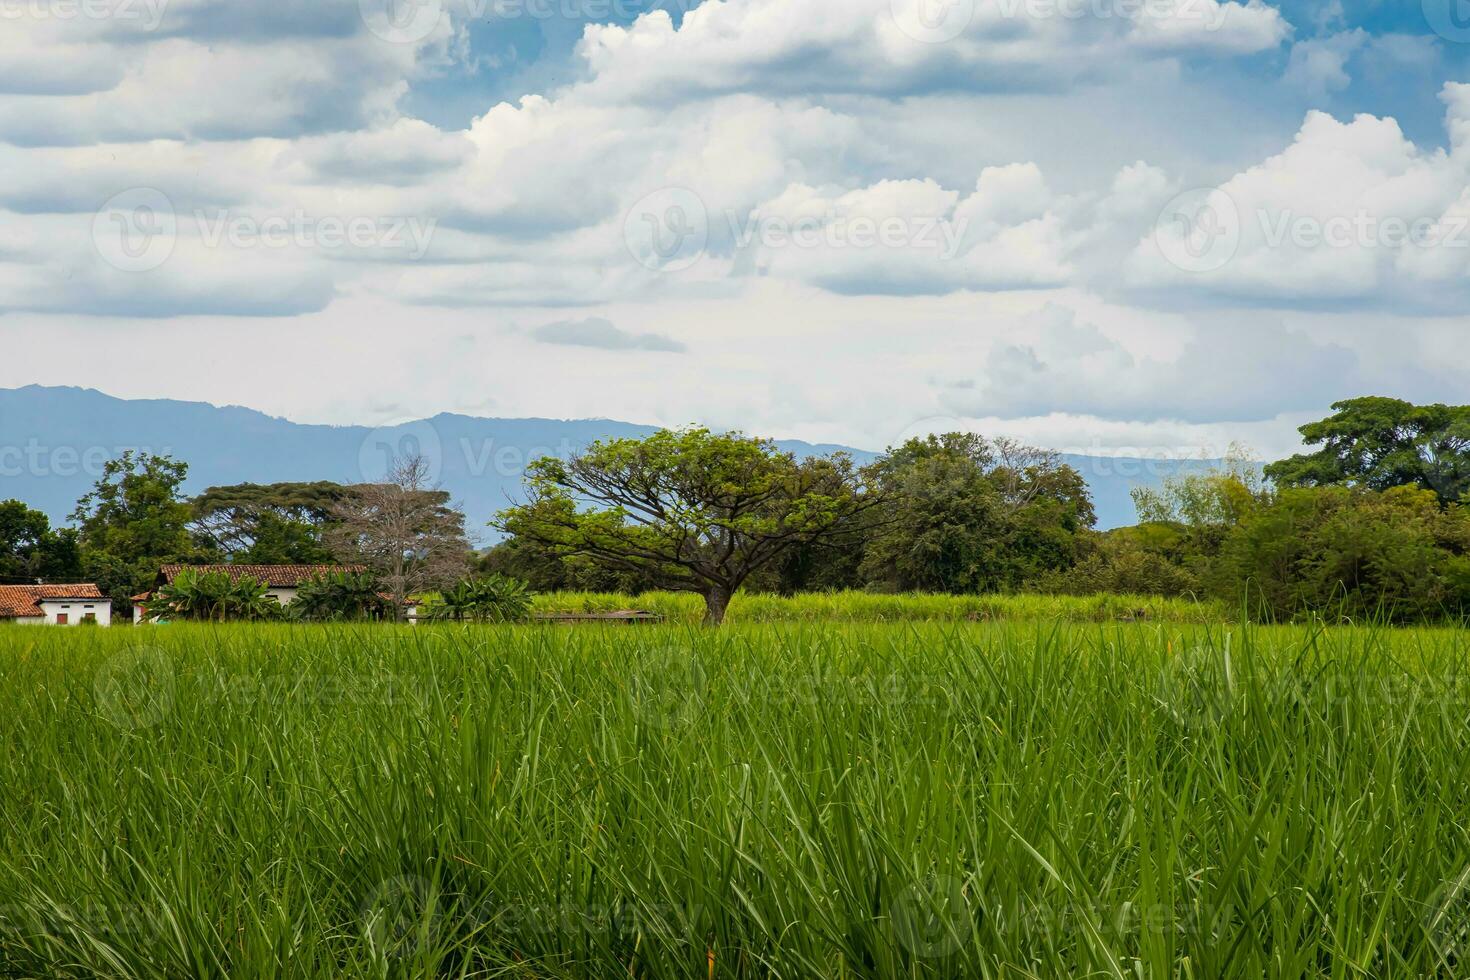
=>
[1265,397,1470,506]
[497,427,877,624]
[327,455,470,615]
[0,500,81,584]
[71,452,202,606]
[189,481,346,564]
[858,433,1094,594]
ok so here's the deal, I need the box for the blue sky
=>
[1,0,1467,458]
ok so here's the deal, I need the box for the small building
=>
[0,585,112,626]
[135,564,365,623]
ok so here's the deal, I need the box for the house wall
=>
[32,600,112,626]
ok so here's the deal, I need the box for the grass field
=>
[529,590,1230,625]
[3,617,1470,978]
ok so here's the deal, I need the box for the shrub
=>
[291,571,389,622]
[423,574,534,623]
[145,569,281,622]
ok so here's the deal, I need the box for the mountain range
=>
[0,386,1215,534]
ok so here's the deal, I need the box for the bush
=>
[1216,486,1470,623]
[1030,530,1202,598]
[291,571,388,622]
[423,574,534,623]
[145,570,282,623]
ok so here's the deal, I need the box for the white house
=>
[0,584,112,625]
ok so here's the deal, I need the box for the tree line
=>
[1,396,1467,625]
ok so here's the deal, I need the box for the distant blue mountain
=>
[0,386,1214,534]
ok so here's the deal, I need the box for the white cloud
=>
[574,0,1290,102]
[1127,86,1470,309]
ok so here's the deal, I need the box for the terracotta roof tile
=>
[0,584,106,618]
[157,564,365,588]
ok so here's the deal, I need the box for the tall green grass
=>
[529,589,1229,624]
[2,621,1470,977]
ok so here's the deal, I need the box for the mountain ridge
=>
[0,385,1212,533]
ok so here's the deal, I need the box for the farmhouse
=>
[133,564,365,623]
[0,585,112,625]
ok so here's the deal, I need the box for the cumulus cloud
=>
[1127,85,1470,311]
[575,0,1290,101]
[2,0,1466,462]
[730,166,1073,294]
[533,316,686,351]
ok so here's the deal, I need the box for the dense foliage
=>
[422,574,534,623]
[857,433,1093,594]
[0,499,81,584]
[190,482,346,564]
[1265,396,1470,505]
[290,571,391,622]
[1217,486,1470,623]
[498,428,878,623]
[144,569,282,623]
[71,452,207,607]
[13,399,1470,624]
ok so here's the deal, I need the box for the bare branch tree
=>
[327,454,470,617]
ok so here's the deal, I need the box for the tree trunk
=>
[702,586,733,626]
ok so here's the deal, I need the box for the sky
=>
[1,0,1468,459]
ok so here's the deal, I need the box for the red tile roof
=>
[156,564,365,588]
[0,584,106,618]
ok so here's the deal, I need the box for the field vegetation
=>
[3,619,1470,978]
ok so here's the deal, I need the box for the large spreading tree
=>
[497,428,878,624]
[189,481,347,563]
[1265,397,1470,506]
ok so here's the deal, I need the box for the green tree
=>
[189,482,346,564]
[497,428,876,624]
[1129,445,1269,569]
[0,500,82,583]
[478,537,661,594]
[859,434,1093,594]
[1265,397,1470,506]
[72,452,201,608]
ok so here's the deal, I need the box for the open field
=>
[528,591,1232,625]
[3,619,1470,978]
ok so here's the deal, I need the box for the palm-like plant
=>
[291,572,386,622]
[147,570,281,622]
[425,574,533,623]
